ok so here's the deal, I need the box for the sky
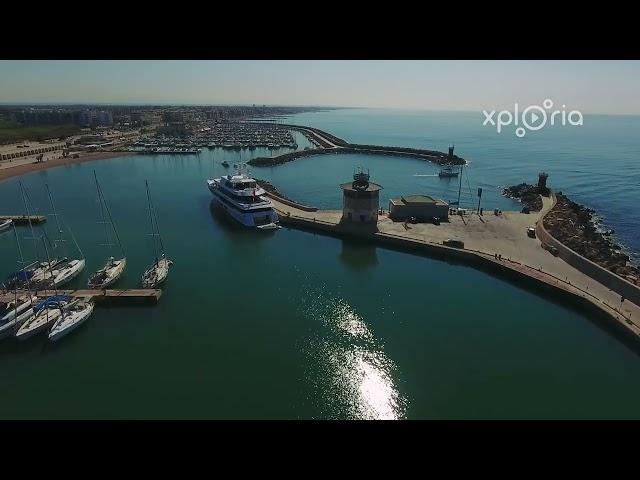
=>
[1,60,640,114]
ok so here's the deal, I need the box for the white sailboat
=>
[14,182,62,289]
[0,224,39,340]
[44,184,86,288]
[141,180,173,288]
[88,171,127,289]
[48,298,95,342]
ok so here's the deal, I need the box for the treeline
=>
[0,121,80,144]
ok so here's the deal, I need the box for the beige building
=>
[389,195,449,221]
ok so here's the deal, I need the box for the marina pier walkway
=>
[0,215,46,224]
[0,289,162,306]
[268,195,640,339]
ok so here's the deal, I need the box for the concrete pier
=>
[0,215,47,224]
[267,193,640,339]
[0,289,162,306]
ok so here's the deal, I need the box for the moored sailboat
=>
[141,180,173,288]
[87,171,127,289]
[43,184,86,288]
[48,298,95,342]
[0,223,39,340]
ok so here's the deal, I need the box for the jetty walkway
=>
[0,289,162,306]
[267,193,640,338]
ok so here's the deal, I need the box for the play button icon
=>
[522,105,547,132]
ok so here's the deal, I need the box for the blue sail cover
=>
[5,271,34,282]
[34,295,72,312]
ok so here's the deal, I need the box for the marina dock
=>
[1,289,162,306]
[0,215,46,224]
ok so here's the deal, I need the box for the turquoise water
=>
[1,109,640,419]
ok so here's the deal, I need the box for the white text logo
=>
[482,99,583,137]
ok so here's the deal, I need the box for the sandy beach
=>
[0,151,136,183]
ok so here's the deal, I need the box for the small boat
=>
[438,165,459,178]
[87,172,127,289]
[256,222,282,231]
[0,298,38,340]
[221,161,230,168]
[141,181,173,288]
[50,259,86,287]
[0,219,12,233]
[48,299,95,342]
[0,219,38,339]
[142,255,172,288]
[88,257,126,289]
[1,283,39,340]
[1,294,37,323]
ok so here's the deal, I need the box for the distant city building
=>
[97,110,113,126]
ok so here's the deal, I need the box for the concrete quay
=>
[268,194,640,339]
[0,289,162,306]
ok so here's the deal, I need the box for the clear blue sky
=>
[1,60,639,114]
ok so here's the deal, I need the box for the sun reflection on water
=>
[301,290,407,420]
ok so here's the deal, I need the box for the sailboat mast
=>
[19,182,41,265]
[41,234,62,319]
[145,180,158,262]
[45,184,67,258]
[146,181,165,258]
[11,222,33,321]
[97,174,126,258]
[94,171,111,256]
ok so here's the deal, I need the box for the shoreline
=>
[0,151,136,183]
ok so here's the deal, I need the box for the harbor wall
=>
[276,213,638,339]
[536,218,640,307]
[264,192,318,212]
[249,146,454,167]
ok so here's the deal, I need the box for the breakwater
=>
[247,123,465,167]
[543,193,639,286]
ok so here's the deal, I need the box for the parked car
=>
[443,238,465,248]
[527,227,536,238]
[432,217,440,225]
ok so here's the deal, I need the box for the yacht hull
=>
[141,258,172,288]
[51,259,86,288]
[49,302,94,342]
[16,309,62,340]
[88,258,126,289]
[208,184,279,228]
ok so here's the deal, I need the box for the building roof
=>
[391,195,449,206]
[340,182,383,192]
